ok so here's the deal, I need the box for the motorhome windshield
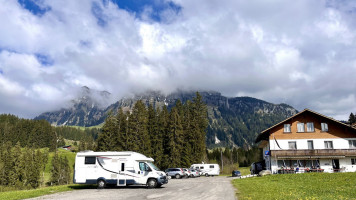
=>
[147,162,160,171]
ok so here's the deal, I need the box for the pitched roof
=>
[255,108,356,143]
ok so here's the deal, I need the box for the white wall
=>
[269,138,356,150]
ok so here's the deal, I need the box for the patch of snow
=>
[215,136,221,144]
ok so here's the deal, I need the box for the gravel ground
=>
[28,176,237,200]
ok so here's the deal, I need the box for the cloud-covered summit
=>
[0,0,356,119]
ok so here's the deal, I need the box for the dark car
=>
[232,170,241,177]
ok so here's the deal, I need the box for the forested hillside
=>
[0,114,97,150]
[96,93,208,169]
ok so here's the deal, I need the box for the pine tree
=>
[115,108,126,151]
[148,104,159,158]
[191,92,208,163]
[9,142,24,187]
[127,100,150,154]
[1,142,12,185]
[60,156,71,185]
[117,108,129,150]
[168,107,184,167]
[349,113,356,124]
[181,100,194,167]
[159,106,170,169]
[25,149,40,188]
[50,153,60,185]
[96,113,118,151]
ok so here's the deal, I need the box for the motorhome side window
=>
[200,166,204,169]
[210,165,214,168]
[139,162,149,171]
[85,157,96,165]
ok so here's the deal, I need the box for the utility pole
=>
[221,149,223,172]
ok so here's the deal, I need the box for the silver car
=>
[165,168,185,179]
[189,169,200,177]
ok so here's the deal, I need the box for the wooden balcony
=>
[271,149,356,158]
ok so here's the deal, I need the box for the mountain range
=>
[35,87,298,148]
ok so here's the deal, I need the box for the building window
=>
[324,141,333,149]
[308,140,314,150]
[288,141,297,149]
[307,122,314,132]
[352,158,356,165]
[297,123,305,132]
[284,124,291,133]
[321,123,328,132]
[85,157,96,165]
[349,140,356,149]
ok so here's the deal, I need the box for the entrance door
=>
[118,162,126,186]
[332,159,340,172]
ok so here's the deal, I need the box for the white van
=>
[190,163,220,176]
[74,151,168,188]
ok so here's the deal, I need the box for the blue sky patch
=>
[92,1,108,27]
[35,53,54,66]
[18,0,51,16]
[109,0,182,22]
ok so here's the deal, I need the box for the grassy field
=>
[68,123,104,130]
[233,172,356,200]
[220,167,251,176]
[0,184,96,200]
[43,149,76,184]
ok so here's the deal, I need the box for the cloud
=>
[0,0,356,120]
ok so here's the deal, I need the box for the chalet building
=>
[256,109,356,173]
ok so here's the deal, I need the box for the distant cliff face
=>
[35,88,298,147]
[34,86,110,126]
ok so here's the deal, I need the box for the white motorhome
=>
[74,151,168,188]
[190,163,220,176]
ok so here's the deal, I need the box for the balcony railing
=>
[271,149,356,158]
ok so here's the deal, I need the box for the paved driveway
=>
[29,176,237,200]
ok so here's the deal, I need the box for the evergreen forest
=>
[96,92,209,169]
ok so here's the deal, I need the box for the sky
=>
[0,0,356,120]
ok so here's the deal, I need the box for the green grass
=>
[0,184,96,200]
[233,172,356,200]
[220,167,250,176]
[44,149,76,184]
[67,123,103,130]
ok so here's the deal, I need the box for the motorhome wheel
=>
[97,180,106,189]
[205,173,209,177]
[147,178,157,188]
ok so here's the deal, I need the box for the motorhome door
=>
[118,162,126,186]
[137,162,150,184]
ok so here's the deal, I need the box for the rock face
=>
[35,88,298,147]
[34,86,110,126]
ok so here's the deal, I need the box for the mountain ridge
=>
[35,87,298,147]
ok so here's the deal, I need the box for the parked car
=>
[190,169,200,177]
[232,170,241,177]
[183,168,192,178]
[165,168,185,179]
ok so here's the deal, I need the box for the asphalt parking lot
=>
[29,176,237,200]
